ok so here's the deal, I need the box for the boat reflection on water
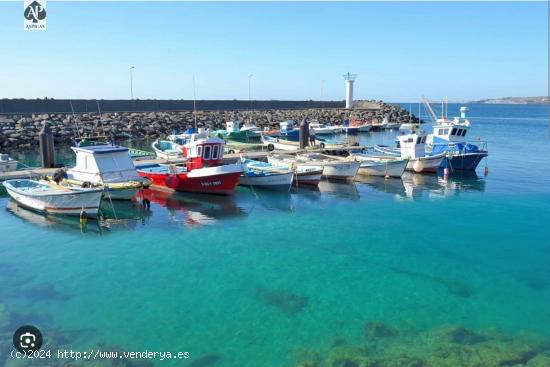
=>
[355,171,485,200]
[142,187,246,227]
[354,175,406,198]
[317,179,360,201]
[5,199,150,234]
[402,171,486,199]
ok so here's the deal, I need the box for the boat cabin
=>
[279,120,295,134]
[226,121,241,133]
[182,135,225,170]
[397,133,427,159]
[429,106,471,144]
[69,144,140,183]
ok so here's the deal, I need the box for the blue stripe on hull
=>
[447,152,487,171]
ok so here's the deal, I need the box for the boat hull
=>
[357,159,408,178]
[238,171,294,191]
[4,182,102,217]
[295,170,323,185]
[321,161,360,180]
[447,152,488,171]
[407,155,445,173]
[137,164,243,195]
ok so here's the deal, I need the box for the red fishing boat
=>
[136,134,243,195]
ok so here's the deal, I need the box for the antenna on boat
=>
[193,75,198,131]
[69,100,82,140]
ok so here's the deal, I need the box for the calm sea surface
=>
[0,104,549,366]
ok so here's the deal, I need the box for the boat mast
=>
[422,96,438,124]
[193,75,198,131]
[69,100,82,140]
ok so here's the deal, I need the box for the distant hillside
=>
[471,96,549,105]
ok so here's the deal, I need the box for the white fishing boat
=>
[295,153,360,180]
[239,159,294,191]
[3,179,103,217]
[0,153,18,172]
[266,154,324,185]
[397,133,447,173]
[349,154,409,178]
[384,119,401,130]
[152,139,184,161]
[309,123,342,135]
[65,143,151,199]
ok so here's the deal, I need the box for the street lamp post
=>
[248,74,253,110]
[129,66,135,100]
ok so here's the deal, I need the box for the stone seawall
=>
[0,102,420,149]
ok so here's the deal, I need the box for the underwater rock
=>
[441,280,474,298]
[256,287,308,314]
[297,324,550,367]
[22,283,70,302]
[293,347,321,367]
[188,353,221,367]
[436,326,486,345]
[364,321,398,339]
[324,345,371,367]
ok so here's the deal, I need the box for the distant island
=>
[470,96,549,105]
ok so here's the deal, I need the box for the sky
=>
[0,1,547,102]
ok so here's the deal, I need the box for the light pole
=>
[248,74,253,110]
[129,66,135,100]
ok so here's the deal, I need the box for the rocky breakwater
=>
[0,101,420,149]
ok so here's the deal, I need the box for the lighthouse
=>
[343,72,357,109]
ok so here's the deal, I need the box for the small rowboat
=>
[295,153,360,180]
[152,139,183,161]
[239,159,294,191]
[3,179,103,218]
[349,154,409,178]
[266,154,324,186]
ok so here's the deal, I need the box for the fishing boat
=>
[0,153,18,172]
[343,118,372,134]
[396,132,447,173]
[295,153,360,180]
[152,139,184,161]
[262,135,347,151]
[266,154,324,185]
[384,120,401,130]
[425,106,488,171]
[213,121,256,141]
[3,179,103,217]
[240,123,261,138]
[65,143,151,200]
[238,159,294,191]
[349,153,409,178]
[309,122,335,135]
[136,134,243,195]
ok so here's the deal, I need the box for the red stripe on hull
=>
[138,171,241,195]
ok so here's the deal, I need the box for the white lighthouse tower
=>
[343,72,357,109]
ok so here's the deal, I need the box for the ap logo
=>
[24,0,47,31]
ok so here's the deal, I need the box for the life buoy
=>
[267,144,275,151]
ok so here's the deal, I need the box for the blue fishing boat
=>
[426,107,488,171]
[239,158,294,191]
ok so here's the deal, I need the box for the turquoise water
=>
[1,104,549,366]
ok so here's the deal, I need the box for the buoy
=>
[443,167,450,180]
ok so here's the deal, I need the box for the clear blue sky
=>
[0,1,547,102]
